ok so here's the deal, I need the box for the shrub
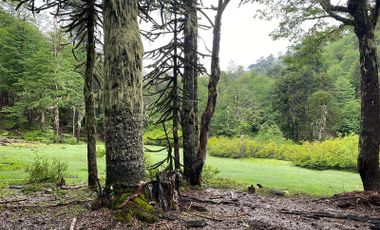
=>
[208,135,358,171]
[96,146,106,158]
[27,157,68,183]
[61,134,78,145]
[202,165,220,183]
[23,129,55,143]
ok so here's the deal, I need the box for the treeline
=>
[0,9,99,141]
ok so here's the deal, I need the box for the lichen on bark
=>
[103,0,145,191]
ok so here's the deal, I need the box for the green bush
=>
[27,157,68,183]
[208,135,358,171]
[96,146,106,158]
[61,134,78,145]
[23,129,55,143]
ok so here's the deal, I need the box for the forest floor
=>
[1,186,379,230]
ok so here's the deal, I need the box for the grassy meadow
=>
[0,143,362,196]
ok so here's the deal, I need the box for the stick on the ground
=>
[8,185,23,189]
[0,198,27,204]
[119,180,155,208]
[69,217,77,230]
[280,209,380,226]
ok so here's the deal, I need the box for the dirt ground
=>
[1,187,380,230]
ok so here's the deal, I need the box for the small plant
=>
[27,156,68,184]
[201,165,220,183]
[61,134,78,145]
[23,129,55,143]
[96,146,106,158]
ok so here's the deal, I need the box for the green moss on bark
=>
[113,193,159,223]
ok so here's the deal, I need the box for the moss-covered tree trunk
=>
[84,0,99,188]
[182,0,199,184]
[103,0,145,192]
[348,0,380,190]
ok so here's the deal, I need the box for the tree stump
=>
[151,170,181,211]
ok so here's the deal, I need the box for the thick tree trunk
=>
[84,0,98,189]
[182,0,199,183]
[193,0,229,185]
[103,0,145,192]
[349,1,380,190]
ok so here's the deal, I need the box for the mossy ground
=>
[112,193,160,223]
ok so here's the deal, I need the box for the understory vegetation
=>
[208,135,358,171]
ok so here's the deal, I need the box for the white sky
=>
[206,1,290,70]
[142,1,291,71]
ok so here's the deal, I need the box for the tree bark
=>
[182,0,199,184]
[173,8,180,170]
[84,0,98,189]
[103,0,145,192]
[72,107,76,136]
[53,104,59,142]
[76,111,84,141]
[348,1,380,190]
[193,0,229,185]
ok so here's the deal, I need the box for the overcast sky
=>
[142,1,291,71]
[208,1,290,70]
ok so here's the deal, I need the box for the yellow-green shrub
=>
[208,135,358,171]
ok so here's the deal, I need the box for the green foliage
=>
[61,134,78,145]
[201,165,220,183]
[96,145,106,158]
[23,129,55,143]
[208,135,358,171]
[292,135,358,171]
[27,156,68,183]
[255,123,285,142]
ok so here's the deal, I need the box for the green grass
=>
[0,143,363,196]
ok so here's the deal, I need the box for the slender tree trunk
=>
[84,0,98,189]
[349,1,380,190]
[173,8,180,170]
[182,0,199,183]
[193,0,229,185]
[41,110,45,128]
[103,0,145,192]
[72,107,76,136]
[53,104,60,142]
[76,111,84,141]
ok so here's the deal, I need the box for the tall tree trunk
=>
[41,110,45,129]
[53,104,59,142]
[85,0,98,189]
[182,0,199,183]
[173,8,180,170]
[349,1,380,190]
[193,0,230,185]
[76,110,84,141]
[72,107,76,136]
[103,0,145,192]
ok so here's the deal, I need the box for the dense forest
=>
[3,0,380,228]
